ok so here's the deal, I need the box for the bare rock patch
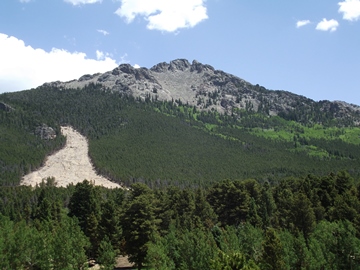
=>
[21,126,121,188]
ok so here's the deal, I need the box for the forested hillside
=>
[1,84,360,187]
[2,83,360,268]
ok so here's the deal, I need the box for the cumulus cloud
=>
[296,20,311,28]
[96,50,105,60]
[338,0,360,21]
[0,33,118,92]
[133,64,140,69]
[115,0,208,32]
[64,0,102,5]
[97,29,109,36]
[316,18,339,32]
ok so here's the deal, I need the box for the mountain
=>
[2,59,360,187]
[45,59,360,126]
[2,61,360,270]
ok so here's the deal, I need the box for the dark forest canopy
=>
[1,84,360,187]
[0,174,360,269]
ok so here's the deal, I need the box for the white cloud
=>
[296,20,311,28]
[133,64,140,69]
[0,33,118,92]
[96,50,105,60]
[115,0,208,32]
[95,50,113,61]
[338,0,360,21]
[64,0,102,5]
[316,18,339,32]
[97,29,109,36]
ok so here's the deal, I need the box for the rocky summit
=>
[44,59,360,125]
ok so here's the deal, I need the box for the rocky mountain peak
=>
[190,60,215,73]
[169,59,191,71]
[150,59,192,73]
[150,61,169,72]
[150,59,215,74]
[42,59,360,126]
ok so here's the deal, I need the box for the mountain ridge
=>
[43,58,360,126]
[2,76,360,186]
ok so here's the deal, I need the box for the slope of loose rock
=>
[21,126,121,188]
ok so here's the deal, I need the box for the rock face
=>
[35,124,56,140]
[43,59,360,125]
[0,102,14,112]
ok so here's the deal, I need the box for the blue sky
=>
[1,0,360,105]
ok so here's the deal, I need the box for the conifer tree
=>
[248,197,262,228]
[68,180,101,234]
[145,233,175,270]
[99,200,122,251]
[291,192,315,241]
[122,183,159,269]
[51,215,90,269]
[211,250,260,270]
[259,182,276,228]
[261,228,285,270]
[194,188,217,229]
[97,236,116,270]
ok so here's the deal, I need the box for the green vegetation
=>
[2,84,360,187]
[2,84,360,267]
[0,173,359,269]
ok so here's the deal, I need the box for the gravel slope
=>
[21,126,121,188]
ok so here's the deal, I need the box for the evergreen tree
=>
[207,180,250,226]
[145,233,175,270]
[68,180,101,232]
[258,182,276,228]
[261,228,285,270]
[86,211,100,258]
[68,180,102,258]
[335,170,354,195]
[51,216,90,269]
[236,224,263,262]
[248,197,262,228]
[291,192,315,241]
[211,250,260,270]
[194,188,217,229]
[121,183,159,269]
[99,199,122,251]
[176,228,217,270]
[309,220,360,269]
[97,236,116,270]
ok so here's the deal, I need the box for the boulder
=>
[35,124,56,140]
[0,102,13,112]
